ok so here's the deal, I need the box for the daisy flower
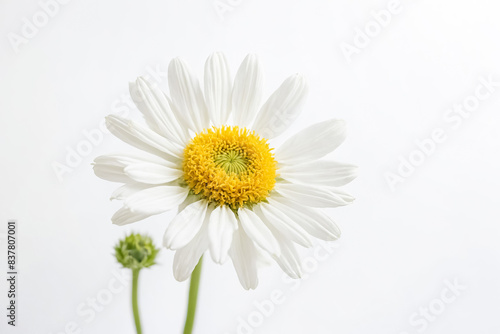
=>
[94,53,357,290]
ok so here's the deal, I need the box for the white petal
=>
[172,219,209,282]
[279,160,358,187]
[163,200,208,250]
[111,206,155,226]
[93,153,179,183]
[231,54,263,127]
[274,183,354,208]
[252,74,308,139]
[124,163,183,184]
[229,226,259,290]
[254,203,312,247]
[168,58,209,133]
[106,115,183,160]
[208,205,238,264]
[110,183,152,200]
[275,119,347,165]
[272,236,303,279]
[238,208,280,257]
[93,163,132,183]
[177,194,200,213]
[163,92,193,131]
[93,155,135,183]
[124,185,189,214]
[269,197,341,240]
[204,52,232,126]
[129,77,188,146]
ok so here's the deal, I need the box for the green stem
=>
[132,269,142,334]
[183,256,204,334]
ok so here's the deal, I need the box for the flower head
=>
[115,233,159,270]
[183,125,277,208]
[94,53,357,289]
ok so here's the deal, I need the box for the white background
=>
[1,0,500,333]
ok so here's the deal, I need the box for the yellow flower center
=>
[183,126,277,209]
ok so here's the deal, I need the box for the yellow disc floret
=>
[183,126,277,209]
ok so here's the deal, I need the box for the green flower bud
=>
[114,233,159,270]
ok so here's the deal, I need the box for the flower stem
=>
[183,256,203,334]
[132,269,142,334]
